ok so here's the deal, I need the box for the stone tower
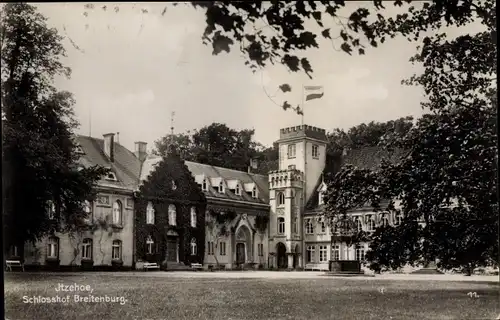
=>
[268,125,328,269]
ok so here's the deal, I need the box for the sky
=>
[36,2,484,151]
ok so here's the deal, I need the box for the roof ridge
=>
[184,160,268,177]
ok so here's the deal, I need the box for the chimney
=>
[103,133,115,162]
[248,158,258,173]
[134,141,148,162]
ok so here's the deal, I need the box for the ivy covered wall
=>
[135,148,207,267]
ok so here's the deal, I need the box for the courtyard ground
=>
[4,271,499,320]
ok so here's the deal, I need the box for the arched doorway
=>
[235,225,251,266]
[276,242,287,269]
[293,245,300,268]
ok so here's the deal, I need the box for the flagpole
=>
[301,85,305,126]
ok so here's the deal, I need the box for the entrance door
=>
[276,242,287,269]
[166,237,178,262]
[236,243,245,265]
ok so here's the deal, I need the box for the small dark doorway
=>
[276,242,287,269]
[236,243,245,265]
[293,245,299,268]
[166,237,178,262]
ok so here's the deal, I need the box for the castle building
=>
[12,124,400,271]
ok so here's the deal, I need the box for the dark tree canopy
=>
[154,123,276,174]
[1,3,107,248]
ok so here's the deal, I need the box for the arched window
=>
[190,238,197,255]
[146,202,155,225]
[146,235,155,254]
[277,217,285,234]
[83,200,93,223]
[168,204,177,226]
[277,192,285,206]
[190,207,197,228]
[47,237,59,259]
[113,200,122,225]
[82,238,93,260]
[112,240,122,260]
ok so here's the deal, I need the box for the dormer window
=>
[252,186,257,198]
[318,191,324,205]
[105,171,117,181]
[235,184,241,195]
[202,179,207,191]
[75,145,85,155]
[218,181,225,193]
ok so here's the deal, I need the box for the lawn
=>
[4,273,499,320]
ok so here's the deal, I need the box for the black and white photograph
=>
[2,1,498,319]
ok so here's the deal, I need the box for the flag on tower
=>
[304,85,324,101]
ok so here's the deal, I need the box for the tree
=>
[81,1,492,112]
[154,123,278,174]
[1,3,107,251]
[323,165,379,260]
[205,210,236,268]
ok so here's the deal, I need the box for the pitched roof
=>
[139,156,269,205]
[305,146,404,212]
[341,146,404,171]
[76,135,141,190]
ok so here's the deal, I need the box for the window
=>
[112,240,122,260]
[258,243,264,256]
[288,164,296,170]
[355,217,363,232]
[10,245,19,257]
[319,217,326,233]
[82,238,92,260]
[146,235,155,254]
[312,144,319,158]
[395,213,403,225]
[277,217,285,234]
[319,245,328,262]
[277,192,285,207]
[112,200,122,225]
[83,200,93,223]
[202,179,207,191]
[47,237,59,259]
[47,200,56,219]
[367,216,375,231]
[219,242,226,256]
[306,245,315,263]
[305,218,314,234]
[293,217,298,234]
[332,245,340,261]
[190,238,197,255]
[235,184,240,195]
[168,204,177,226]
[146,202,155,225]
[287,144,296,158]
[105,171,117,181]
[218,181,225,193]
[381,214,389,227]
[207,241,215,255]
[190,207,197,228]
[252,187,257,198]
[355,245,365,261]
